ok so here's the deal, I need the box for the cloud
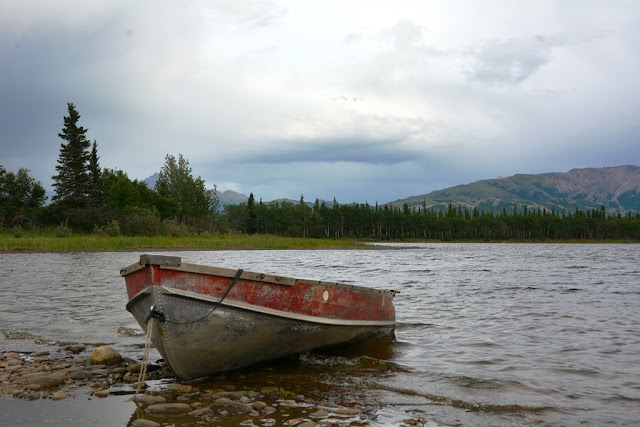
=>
[1,0,639,205]
[462,35,561,86]
[248,137,413,165]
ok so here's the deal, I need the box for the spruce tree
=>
[52,103,92,207]
[88,140,101,205]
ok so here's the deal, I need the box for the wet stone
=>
[309,409,329,418]
[65,344,86,354]
[334,407,361,416]
[134,393,167,405]
[20,373,66,388]
[90,346,121,366]
[170,384,193,393]
[131,419,161,427]
[210,397,253,415]
[24,392,41,400]
[122,372,137,382]
[188,407,214,417]
[252,401,268,410]
[2,352,20,360]
[145,403,193,414]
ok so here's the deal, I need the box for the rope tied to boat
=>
[130,313,154,401]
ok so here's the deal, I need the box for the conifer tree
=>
[52,103,92,207]
[88,140,101,205]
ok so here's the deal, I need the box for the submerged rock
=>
[145,403,193,413]
[131,420,161,427]
[65,344,86,354]
[210,397,253,415]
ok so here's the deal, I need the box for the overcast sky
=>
[1,1,639,204]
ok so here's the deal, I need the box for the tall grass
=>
[0,232,369,252]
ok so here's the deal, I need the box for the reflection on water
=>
[1,243,640,426]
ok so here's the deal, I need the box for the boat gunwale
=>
[126,285,397,327]
[120,255,398,297]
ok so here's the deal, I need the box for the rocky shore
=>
[1,345,424,426]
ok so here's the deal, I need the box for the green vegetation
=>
[1,102,639,251]
[225,200,640,241]
[0,232,367,252]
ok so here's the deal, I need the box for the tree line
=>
[1,103,639,241]
[224,197,640,241]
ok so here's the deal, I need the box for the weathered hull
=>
[121,255,397,380]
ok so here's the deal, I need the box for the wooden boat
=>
[121,254,397,380]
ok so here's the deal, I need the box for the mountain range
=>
[144,165,640,214]
[390,165,640,214]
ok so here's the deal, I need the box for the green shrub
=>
[163,218,191,237]
[121,207,164,236]
[106,220,121,237]
[11,226,23,238]
[55,224,72,237]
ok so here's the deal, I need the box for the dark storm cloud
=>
[1,1,639,204]
[245,137,418,165]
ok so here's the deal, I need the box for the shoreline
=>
[1,234,638,253]
[0,344,414,426]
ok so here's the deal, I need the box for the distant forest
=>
[2,103,640,241]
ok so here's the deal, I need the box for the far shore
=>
[0,233,638,253]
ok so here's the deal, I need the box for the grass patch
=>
[0,232,370,252]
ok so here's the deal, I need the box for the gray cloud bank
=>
[1,0,639,203]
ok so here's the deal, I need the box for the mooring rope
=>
[130,319,153,401]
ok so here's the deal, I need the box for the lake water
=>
[1,244,639,426]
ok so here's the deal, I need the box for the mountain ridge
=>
[143,165,640,214]
[390,165,640,214]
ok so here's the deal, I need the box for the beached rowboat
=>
[121,254,397,380]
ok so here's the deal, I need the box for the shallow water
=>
[1,243,639,425]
